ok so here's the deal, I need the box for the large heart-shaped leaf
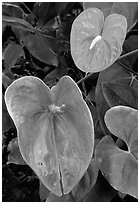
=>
[83,2,138,32]
[95,106,138,198]
[5,76,94,197]
[70,8,127,73]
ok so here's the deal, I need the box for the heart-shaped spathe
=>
[70,8,127,73]
[4,76,94,197]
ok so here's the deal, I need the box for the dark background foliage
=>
[2,2,138,202]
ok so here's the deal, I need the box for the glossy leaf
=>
[3,43,25,71]
[21,32,58,66]
[95,106,138,198]
[5,76,94,197]
[70,8,127,73]
[101,81,138,109]
[83,2,138,31]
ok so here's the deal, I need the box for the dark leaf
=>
[21,32,58,66]
[95,62,136,135]
[39,182,50,201]
[101,81,138,109]
[72,158,99,201]
[3,43,25,72]
[119,34,138,70]
[3,15,35,33]
[46,192,74,202]
[43,56,68,88]
[33,2,68,28]
[2,73,13,89]
[84,171,117,201]
[111,77,138,94]
[2,93,14,132]
[95,106,138,198]
[83,2,138,31]
[2,2,25,19]
[7,137,27,165]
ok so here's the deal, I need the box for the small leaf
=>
[3,43,25,72]
[46,192,74,202]
[95,106,138,198]
[72,158,99,201]
[21,32,58,66]
[39,182,50,201]
[2,93,14,132]
[70,8,127,73]
[84,171,117,201]
[101,81,138,109]
[2,73,13,89]
[7,137,27,165]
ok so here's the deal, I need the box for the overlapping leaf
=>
[21,32,58,66]
[95,62,137,135]
[95,106,138,198]
[3,43,25,71]
[101,81,138,109]
[7,137,26,165]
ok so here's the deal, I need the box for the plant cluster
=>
[2,2,138,202]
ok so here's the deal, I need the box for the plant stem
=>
[77,73,94,85]
[77,49,138,85]
[118,49,138,60]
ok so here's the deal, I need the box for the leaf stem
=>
[118,49,138,60]
[77,49,138,85]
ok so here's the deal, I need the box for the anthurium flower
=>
[70,8,127,73]
[4,76,94,197]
